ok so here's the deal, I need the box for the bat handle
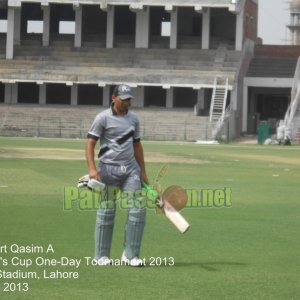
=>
[142,182,158,202]
[142,181,149,190]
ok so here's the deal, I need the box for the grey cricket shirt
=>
[87,106,141,166]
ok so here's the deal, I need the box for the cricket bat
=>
[163,199,190,233]
[143,182,190,234]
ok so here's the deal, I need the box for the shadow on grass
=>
[174,261,247,271]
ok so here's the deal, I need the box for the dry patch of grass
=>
[0,147,208,164]
[222,152,300,165]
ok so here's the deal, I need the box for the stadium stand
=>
[0,0,258,141]
[0,104,212,141]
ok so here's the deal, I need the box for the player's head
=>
[112,84,133,101]
[112,84,133,113]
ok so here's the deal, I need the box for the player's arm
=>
[86,137,101,181]
[133,141,149,184]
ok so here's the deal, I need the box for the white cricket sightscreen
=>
[0,20,7,33]
[161,22,171,37]
[59,21,75,34]
[27,21,43,34]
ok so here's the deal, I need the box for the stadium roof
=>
[8,0,241,12]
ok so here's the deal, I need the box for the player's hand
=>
[89,168,101,181]
[141,171,149,185]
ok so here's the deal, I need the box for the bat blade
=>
[155,164,169,183]
[163,200,190,234]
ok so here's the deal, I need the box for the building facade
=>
[0,0,259,140]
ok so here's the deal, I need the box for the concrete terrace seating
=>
[0,104,212,141]
[0,41,241,87]
[246,57,298,78]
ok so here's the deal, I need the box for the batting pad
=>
[94,208,115,259]
[124,208,146,259]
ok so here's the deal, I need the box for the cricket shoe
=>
[121,251,144,267]
[96,256,112,266]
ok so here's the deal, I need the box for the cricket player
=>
[86,84,149,267]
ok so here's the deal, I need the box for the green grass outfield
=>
[0,137,299,300]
